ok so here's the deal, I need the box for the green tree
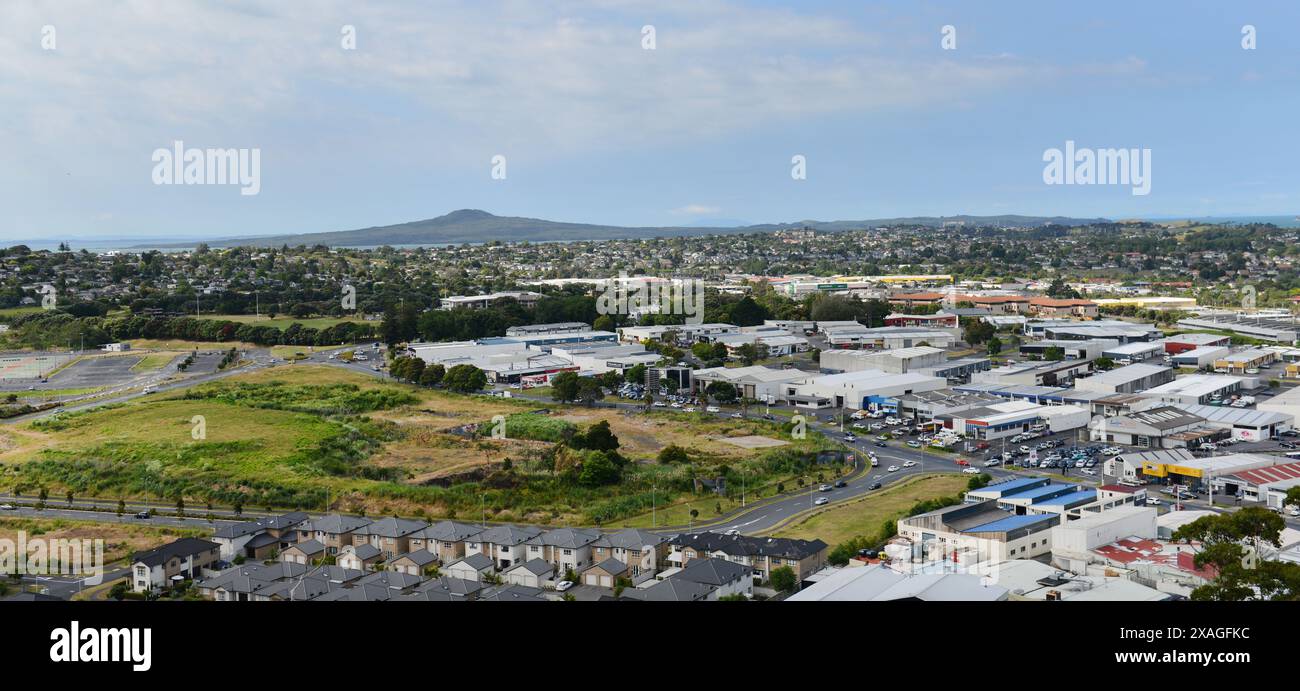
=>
[770,565,797,592]
[987,336,1003,356]
[1173,507,1298,600]
[550,371,580,403]
[443,364,487,393]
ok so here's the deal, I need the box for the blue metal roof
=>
[1032,489,1098,507]
[965,513,1056,534]
[1005,483,1081,501]
[975,477,1043,496]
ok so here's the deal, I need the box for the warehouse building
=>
[1170,403,1293,442]
[1019,338,1117,361]
[1177,314,1300,344]
[1142,374,1251,406]
[1213,348,1278,374]
[1105,448,1197,483]
[1170,346,1229,369]
[1140,453,1286,492]
[971,359,1092,387]
[897,499,1060,567]
[822,325,957,350]
[1089,406,1214,449]
[1161,332,1231,354]
[790,369,947,410]
[1210,460,1300,506]
[1050,506,1159,573]
[1072,363,1174,394]
[820,346,946,374]
[1102,341,1165,364]
[942,400,1089,440]
[691,365,814,403]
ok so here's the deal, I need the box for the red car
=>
[954,458,970,466]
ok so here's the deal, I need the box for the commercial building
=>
[549,344,661,375]
[1019,339,1117,361]
[895,390,1005,422]
[504,322,591,337]
[1260,385,1300,424]
[691,365,814,403]
[1072,363,1174,394]
[897,500,1060,567]
[786,564,1008,602]
[1036,321,1163,344]
[1213,348,1278,373]
[1049,506,1159,573]
[1177,314,1300,344]
[1170,346,1229,369]
[1162,332,1231,354]
[1170,403,1292,442]
[971,359,1092,387]
[1104,448,1196,483]
[439,291,543,310]
[790,369,947,410]
[942,400,1089,440]
[1139,452,1285,490]
[1210,461,1300,507]
[819,346,946,374]
[1142,374,1250,406]
[1089,406,1213,449]
[821,325,957,350]
[883,312,959,328]
[1102,341,1165,364]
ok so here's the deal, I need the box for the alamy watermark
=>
[1,531,105,585]
[151,141,261,195]
[596,272,705,324]
[1042,140,1151,196]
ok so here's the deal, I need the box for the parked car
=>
[705,406,720,413]
[555,580,575,592]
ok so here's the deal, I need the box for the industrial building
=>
[1170,346,1229,369]
[941,400,1089,440]
[971,359,1092,387]
[1170,403,1292,442]
[1213,348,1278,374]
[690,365,814,403]
[1161,332,1231,353]
[1210,460,1300,507]
[821,325,957,350]
[1050,506,1159,574]
[1019,339,1117,361]
[897,498,1060,567]
[1177,314,1300,344]
[819,346,946,374]
[1089,406,1214,449]
[1101,341,1165,364]
[1138,453,1286,491]
[1072,363,1174,394]
[1141,374,1251,406]
[790,369,947,410]
[1104,448,1197,483]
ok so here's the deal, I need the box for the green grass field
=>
[211,314,370,330]
[773,474,969,546]
[130,352,179,371]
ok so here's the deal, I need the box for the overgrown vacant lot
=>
[0,516,208,566]
[774,474,969,546]
[4,364,838,526]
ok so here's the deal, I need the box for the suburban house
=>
[674,557,753,599]
[388,550,438,577]
[590,528,669,583]
[298,514,373,556]
[131,537,221,593]
[581,558,630,588]
[351,516,429,560]
[280,539,326,565]
[210,511,308,561]
[338,543,384,572]
[503,558,556,588]
[408,520,483,563]
[668,533,829,582]
[444,552,497,582]
[524,527,601,575]
[1028,297,1100,318]
[467,525,542,570]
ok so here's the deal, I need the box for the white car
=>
[0,503,14,511]
[887,465,900,472]
[652,401,667,408]
[962,467,979,474]
[1081,469,1096,476]
[683,407,697,413]
[1145,497,1161,506]
[724,529,740,536]
[705,406,720,413]
[814,497,829,506]
[1288,507,1300,517]
[902,460,917,468]
[555,580,574,592]
[870,456,880,467]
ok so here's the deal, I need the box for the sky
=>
[2,0,1299,243]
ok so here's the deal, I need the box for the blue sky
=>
[2,0,1298,242]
